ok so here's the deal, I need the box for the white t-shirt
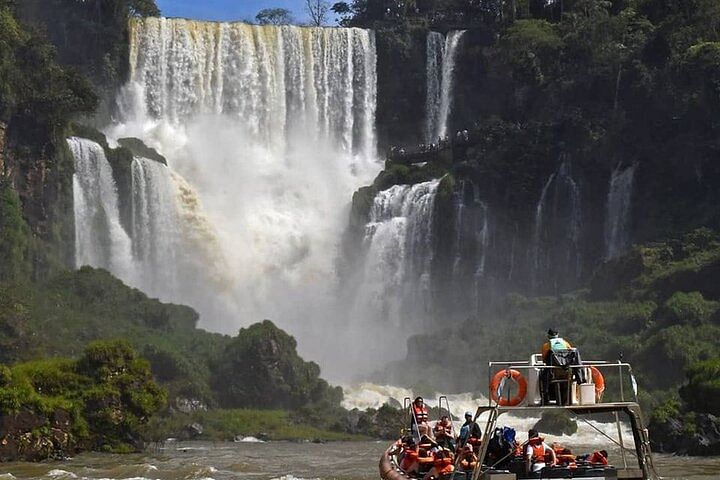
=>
[525,441,552,472]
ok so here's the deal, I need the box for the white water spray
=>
[85,18,380,377]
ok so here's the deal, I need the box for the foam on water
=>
[342,383,634,448]
[46,471,77,479]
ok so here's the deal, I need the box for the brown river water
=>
[0,442,717,480]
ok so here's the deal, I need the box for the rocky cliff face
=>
[0,410,77,462]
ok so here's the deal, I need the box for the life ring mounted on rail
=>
[590,366,605,402]
[490,369,528,406]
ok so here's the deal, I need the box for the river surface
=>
[0,442,717,480]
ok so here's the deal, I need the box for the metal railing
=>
[487,357,639,407]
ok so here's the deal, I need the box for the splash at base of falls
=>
[87,18,381,378]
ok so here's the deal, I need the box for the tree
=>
[211,320,342,409]
[255,7,293,25]
[306,0,330,26]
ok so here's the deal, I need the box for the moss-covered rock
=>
[212,320,342,410]
[0,341,165,460]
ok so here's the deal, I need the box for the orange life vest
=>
[433,456,454,475]
[589,451,608,465]
[527,437,552,463]
[413,404,429,423]
[400,448,418,470]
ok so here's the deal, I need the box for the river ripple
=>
[0,442,717,480]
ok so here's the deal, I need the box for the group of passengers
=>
[397,396,609,479]
[394,397,482,479]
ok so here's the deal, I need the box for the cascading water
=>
[531,159,582,293]
[69,137,135,280]
[347,180,440,367]
[425,31,466,143]
[604,163,636,260]
[130,156,182,296]
[451,181,491,311]
[95,18,379,376]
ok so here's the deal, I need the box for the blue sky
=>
[156,0,314,23]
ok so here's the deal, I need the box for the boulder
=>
[532,410,578,436]
[651,413,720,456]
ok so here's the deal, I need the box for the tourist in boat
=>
[524,429,556,475]
[577,449,609,465]
[552,443,577,468]
[486,426,518,467]
[423,448,454,480]
[457,411,482,450]
[411,396,430,435]
[541,328,583,405]
[541,328,572,362]
[458,443,478,471]
[433,415,455,451]
[399,437,420,474]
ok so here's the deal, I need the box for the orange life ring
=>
[590,367,605,402]
[490,369,527,406]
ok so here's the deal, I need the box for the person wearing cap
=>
[457,411,482,450]
[541,328,572,363]
[541,329,578,405]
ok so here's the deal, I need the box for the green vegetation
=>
[212,321,342,410]
[147,409,363,442]
[256,8,294,25]
[0,340,164,459]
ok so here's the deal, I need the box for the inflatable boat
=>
[378,356,659,480]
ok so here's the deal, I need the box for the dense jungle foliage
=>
[341,0,720,452]
[1,0,720,457]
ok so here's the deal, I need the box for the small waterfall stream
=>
[69,137,135,279]
[425,31,466,143]
[131,156,182,295]
[531,159,582,292]
[604,163,636,260]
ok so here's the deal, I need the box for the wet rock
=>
[117,137,167,165]
[532,410,578,436]
[651,413,720,456]
[181,422,204,439]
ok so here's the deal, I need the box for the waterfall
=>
[343,180,439,367]
[531,159,582,292]
[604,163,636,260]
[425,32,444,143]
[94,18,380,375]
[126,19,376,157]
[130,156,182,295]
[69,137,135,280]
[425,31,465,143]
[451,181,491,311]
